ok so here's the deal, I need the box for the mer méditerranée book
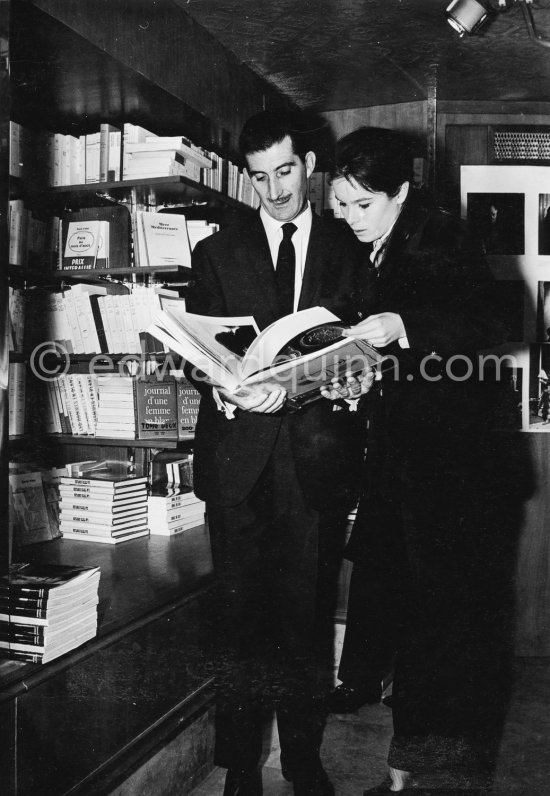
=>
[148,300,386,408]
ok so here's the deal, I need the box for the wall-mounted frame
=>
[461,164,550,432]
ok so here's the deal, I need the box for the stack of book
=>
[148,487,205,536]
[0,563,100,664]
[186,219,219,251]
[59,473,149,544]
[95,375,136,438]
[122,134,212,181]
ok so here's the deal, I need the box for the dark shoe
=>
[327,681,382,713]
[223,767,263,796]
[292,759,334,796]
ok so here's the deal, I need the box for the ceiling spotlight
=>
[446,0,490,36]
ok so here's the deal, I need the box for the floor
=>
[190,657,550,796]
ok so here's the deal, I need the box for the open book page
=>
[150,297,260,389]
[148,302,386,400]
[239,306,339,381]
[243,335,384,406]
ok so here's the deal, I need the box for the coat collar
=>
[377,189,432,278]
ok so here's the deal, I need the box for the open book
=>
[148,300,386,408]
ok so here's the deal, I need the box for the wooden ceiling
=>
[175,0,550,109]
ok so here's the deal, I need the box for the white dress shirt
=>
[214,203,313,417]
[260,202,313,313]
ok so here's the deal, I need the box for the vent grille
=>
[493,131,550,161]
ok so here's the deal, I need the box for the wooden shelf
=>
[9,264,194,287]
[9,433,193,449]
[41,176,254,213]
[48,434,190,449]
[55,264,194,279]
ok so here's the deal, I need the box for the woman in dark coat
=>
[325,128,527,794]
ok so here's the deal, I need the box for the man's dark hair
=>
[239,110,311,161]
[332,127,415,197]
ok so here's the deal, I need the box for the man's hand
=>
[219,383,287,414]
[343,312,406,347]
[320,369,377,401]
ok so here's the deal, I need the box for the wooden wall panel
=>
[30,0,286,149]
[323,101,428,151]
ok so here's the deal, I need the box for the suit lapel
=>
[298,214,324,310]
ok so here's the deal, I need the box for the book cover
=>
[9,472,54,546]
[133,377,178,440]
[63,220,101,269]
[176,378,200,439]
[139,211,192,269]
[1,562,100,596]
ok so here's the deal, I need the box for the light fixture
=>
[446,0,548,46]
[445,0,490,37]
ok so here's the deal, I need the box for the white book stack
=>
[58,473,149,544]
[148,487,205,536]
[186,220,219,251]
[0,563,101,664]
[122,133,210,182]
[94,375,136,438]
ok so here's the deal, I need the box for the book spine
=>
[8,362,26,436]
[71,290,101,354]
[85,132,100,183]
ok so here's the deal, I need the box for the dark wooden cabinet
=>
[1,527,216,796]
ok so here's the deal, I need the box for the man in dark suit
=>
[186,111,366,796]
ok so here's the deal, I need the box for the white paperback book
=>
[139,212,192,269]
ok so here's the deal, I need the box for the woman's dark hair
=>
[333,127,415,197]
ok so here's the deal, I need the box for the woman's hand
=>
[320,369,377,401]
[343,312,406,347]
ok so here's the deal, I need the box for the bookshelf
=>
[5,0,290,539]
[4,1,294,793]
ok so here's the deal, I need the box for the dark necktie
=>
[275,222,297,316]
